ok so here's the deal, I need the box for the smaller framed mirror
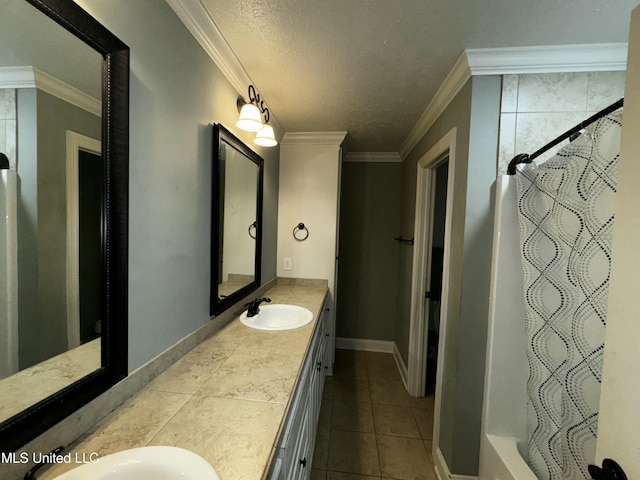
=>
[211,124,263,315]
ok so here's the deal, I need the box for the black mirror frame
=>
[0,0,129,452]
[211,124,263,316]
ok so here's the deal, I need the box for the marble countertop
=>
[39,282,328,480]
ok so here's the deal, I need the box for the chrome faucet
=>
[245,297,271,317]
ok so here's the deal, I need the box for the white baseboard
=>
[335,337,394,352]
[434,447,479,480]
[393,342,409,389]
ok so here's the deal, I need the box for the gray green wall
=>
[38,91,101,362]
[335,77,500,476]
[75,0,279,372]
[16,89,101,369]
[398,76,501,475]
[336,161,402,340]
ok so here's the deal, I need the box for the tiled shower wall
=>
[498,71,626,175]
[0,89,17,169]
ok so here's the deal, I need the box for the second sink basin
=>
[52,446,219,479]
[240,304,313,331]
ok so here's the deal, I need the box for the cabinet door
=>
[310,346,322,430]
[321,300,334,376]
[288,403,311,480]
[269,457,283,480]
[275,295,332,480]
[280,354,310,479]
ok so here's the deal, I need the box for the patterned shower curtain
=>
[514,111,622,480]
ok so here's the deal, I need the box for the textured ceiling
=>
[0,0,102,98]
[199,0,637,153]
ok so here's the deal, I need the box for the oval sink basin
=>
[52,446,220,480]
[240,304,313,331]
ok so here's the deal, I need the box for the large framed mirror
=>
[211,124,263,316]
[0,0,129,452]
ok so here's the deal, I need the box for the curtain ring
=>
[248,221,257,239]
[293,222,309,241]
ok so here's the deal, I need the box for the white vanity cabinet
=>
[271,296,331,480]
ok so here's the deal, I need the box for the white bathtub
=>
[479,176,538,480]
[481,435,538,480]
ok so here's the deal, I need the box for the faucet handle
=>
[247,297,270,306]
[245,297,271,318]
[253,297,270,306]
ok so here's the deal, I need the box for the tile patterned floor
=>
[311,349,436,480]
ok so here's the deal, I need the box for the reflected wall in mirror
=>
[0,0,129,452]
[211,124,263,316]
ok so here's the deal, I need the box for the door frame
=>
[66,130,101,348]
[407,127,456,448]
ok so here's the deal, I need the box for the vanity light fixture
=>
[254,124,277,147]
[236,103,263,132]
[236,85,278,146]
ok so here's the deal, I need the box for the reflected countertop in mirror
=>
[0,339,100,422]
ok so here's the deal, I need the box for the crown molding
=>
[343,152,402,163]
[466,43,628,75]
[281,132,347,145]
[165,0,282,135]
[0,66,101,116]
[400,53,471,159]
[0,66,38,89]
[165,0,247,93]
[400,43,628,159]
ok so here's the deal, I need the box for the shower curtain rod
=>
[507,97,624,175]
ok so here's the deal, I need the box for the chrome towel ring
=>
[293,223,309,241]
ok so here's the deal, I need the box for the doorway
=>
[78,149,103,343]
[66,131,102,348]
[425,161,448,395]
[406,128,456,462]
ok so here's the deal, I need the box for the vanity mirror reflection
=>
[211,124,263,316]
[0,0,129,452]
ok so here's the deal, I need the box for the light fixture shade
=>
[236,103,263,132]
[254,124,278,147]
